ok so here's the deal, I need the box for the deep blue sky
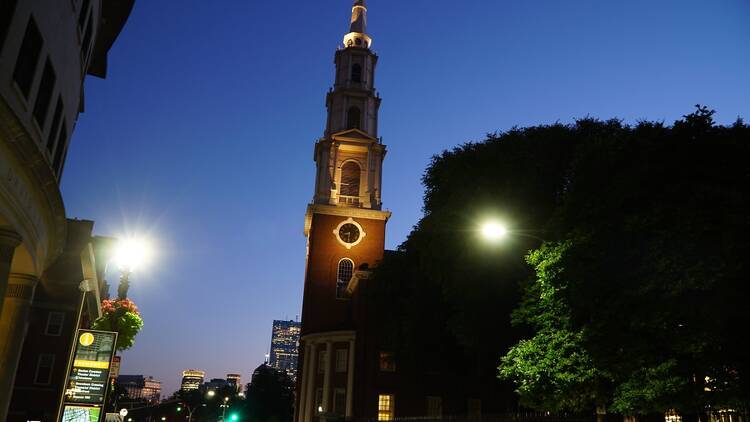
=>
[61,0,750,394]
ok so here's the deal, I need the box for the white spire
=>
[343,0,371,48]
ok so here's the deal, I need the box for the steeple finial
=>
[343,0,371,49]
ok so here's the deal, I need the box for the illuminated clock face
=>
[338,223,361,244]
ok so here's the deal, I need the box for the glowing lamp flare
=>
[481,222,508,241]
[114,237,153,271]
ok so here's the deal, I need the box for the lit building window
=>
[665,410,682,422]
[378,394,394,421]
[379,352,395,372]
[337,258,354,298]
[335,349,348,372]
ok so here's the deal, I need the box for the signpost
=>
[59,329,118,422]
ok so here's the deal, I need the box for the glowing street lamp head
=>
[113,237,153,272]
[481,221,508,242]
[207,390,216,398]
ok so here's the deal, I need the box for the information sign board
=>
[60,329,118,421]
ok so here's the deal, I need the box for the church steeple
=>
[309,0,385,211]
[344,0,372,49]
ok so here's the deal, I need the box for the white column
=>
[303,342,317,422]
[322,341,332,411]
[0,273,39,420]
[297,342,312,422]
[345,339,355,417]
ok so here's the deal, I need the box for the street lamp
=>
[221,396,231,421]
[481,220,508,242]
[113,237,153,299]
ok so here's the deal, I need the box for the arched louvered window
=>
[340,161,360,197]
[337,258,354,298]
[351,64,362,83]
[347,106,361,129]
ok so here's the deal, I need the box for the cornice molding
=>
[304,204,390,236]
[301,330,356,343]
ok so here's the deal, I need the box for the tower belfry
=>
[297,1,391,420]
[311,0,385,211]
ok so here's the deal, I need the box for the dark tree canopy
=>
[369,106,750,416]
[243,364,295,422]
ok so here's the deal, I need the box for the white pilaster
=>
[0,273,39,420]
[322,341,332,412]
[303,342,317,422]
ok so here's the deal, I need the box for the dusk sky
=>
[60,0,750,394]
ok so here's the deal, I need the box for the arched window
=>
[340,161,360,197]
[337,258,354,298]
[347,106,361,129]
[351,64,362,83]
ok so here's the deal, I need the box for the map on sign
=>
[63,330,118,408]
[61,405,101,422]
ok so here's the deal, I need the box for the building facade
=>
[227,373,242,393]
[0,0,134,420]
[269,319,301,379]
[117,375,162,403]
[181,369,205,391]
[296,1,392,421]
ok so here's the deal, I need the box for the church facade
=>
[296,1,394,421]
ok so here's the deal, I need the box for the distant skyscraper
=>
[181,370,205,391]
[227,374,242,393]
[269,320,301,379]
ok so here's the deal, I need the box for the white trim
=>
[333,217,366,249]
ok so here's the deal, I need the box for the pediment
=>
[331,128,377,142]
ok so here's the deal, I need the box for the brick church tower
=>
[296,1,392,421]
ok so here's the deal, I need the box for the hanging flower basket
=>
[92,298,144,351]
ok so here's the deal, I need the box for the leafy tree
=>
[243,364,295,422]
[500,106,750,414]
[370,105,750,415]
[500,243,610,412]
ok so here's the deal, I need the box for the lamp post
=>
[221,396,230,421]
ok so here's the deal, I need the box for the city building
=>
[0,0,134,420]
[269,319,301,379]
[181,369,205,391]
[117,375,162,403]
[227,373,242,393]
[202,377,229,392]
